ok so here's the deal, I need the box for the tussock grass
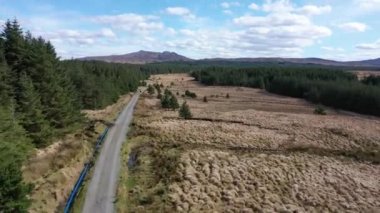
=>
[116,74,380,212]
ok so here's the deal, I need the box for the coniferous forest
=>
[0,20,145,212]
[192,67,380,116]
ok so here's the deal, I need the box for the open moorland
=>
[118,73,380,212]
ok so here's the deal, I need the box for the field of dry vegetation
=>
[118,73,380,212]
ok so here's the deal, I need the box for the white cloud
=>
[221,2,240,9]
[339,22,368,32]
[356,39,380,50]
[165,7,195,19]
[99,28,116,38]
[91,13,163,34]
[234,13,311,27]
[262,0,294,13]
[166,27,177,35]
[355,0,380,11]
[248,3,260,10]
[166,7,191,16]
[164,1,333,59]
[297,5,331,16]
[32,28,116,46]
[230,1,331,57]
[261,0,331,15]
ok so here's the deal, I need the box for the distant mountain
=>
[344,58,380,67]
[79,50,191,64]
[201,57,380,68]
[78,50,380,68]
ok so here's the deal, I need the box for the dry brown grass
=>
[351,70,380,80]
[23,94,132,213]
[170,150,379,212]
[123,73,380,212]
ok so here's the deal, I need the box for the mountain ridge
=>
[78,50,191,64]
[78,50,380,68]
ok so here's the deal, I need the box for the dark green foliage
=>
[0,162,32,212]
[160,89,179,110]
[192,67,380,116]
[184,90,197,98]
[0,106,33,213]
[147,85,155,95]
[169,95,179,110]
[16,72,50,146]
[179,102,192,119]
[164,88,172,96]
[314,106,327,115]
[362,75,380,87]
[153,83,161,94]
[157,93,162,99]
[0,19,147,211]
[160,93,171,108]
[61,60,145,109]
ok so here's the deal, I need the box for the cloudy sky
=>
[1,0,379,60]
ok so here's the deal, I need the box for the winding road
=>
[82,92,140,213]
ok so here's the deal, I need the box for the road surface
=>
[82,92,140,213]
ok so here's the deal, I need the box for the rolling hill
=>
[78,50,191,64]
[78,50,380,68]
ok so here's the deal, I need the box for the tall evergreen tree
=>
[179,101,192,119]
[169,95,179,110]
[16,72,50,146]
[0,105,32,212]
[2,20,24,68]
[0,47,11,105]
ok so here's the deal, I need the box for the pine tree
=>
[24,36,81,128]
[147,84,155,95]
[0,161,32,212]
[179,101,192,119]
[2,19,25,96]
[0,47,11,105]
[169,95,179,110]
[2,19,24,68]
[0,105,32,212]
[161,93,171,108]
[17,72,50,146]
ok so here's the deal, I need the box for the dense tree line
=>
[0,19,146,212]
[362,75,380,87]
[140,60,380,75]
[192,67,380,116]
[61,60,145,109]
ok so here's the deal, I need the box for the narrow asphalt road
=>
[82,92,140,213]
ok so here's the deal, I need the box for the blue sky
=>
[1,0,379,60]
